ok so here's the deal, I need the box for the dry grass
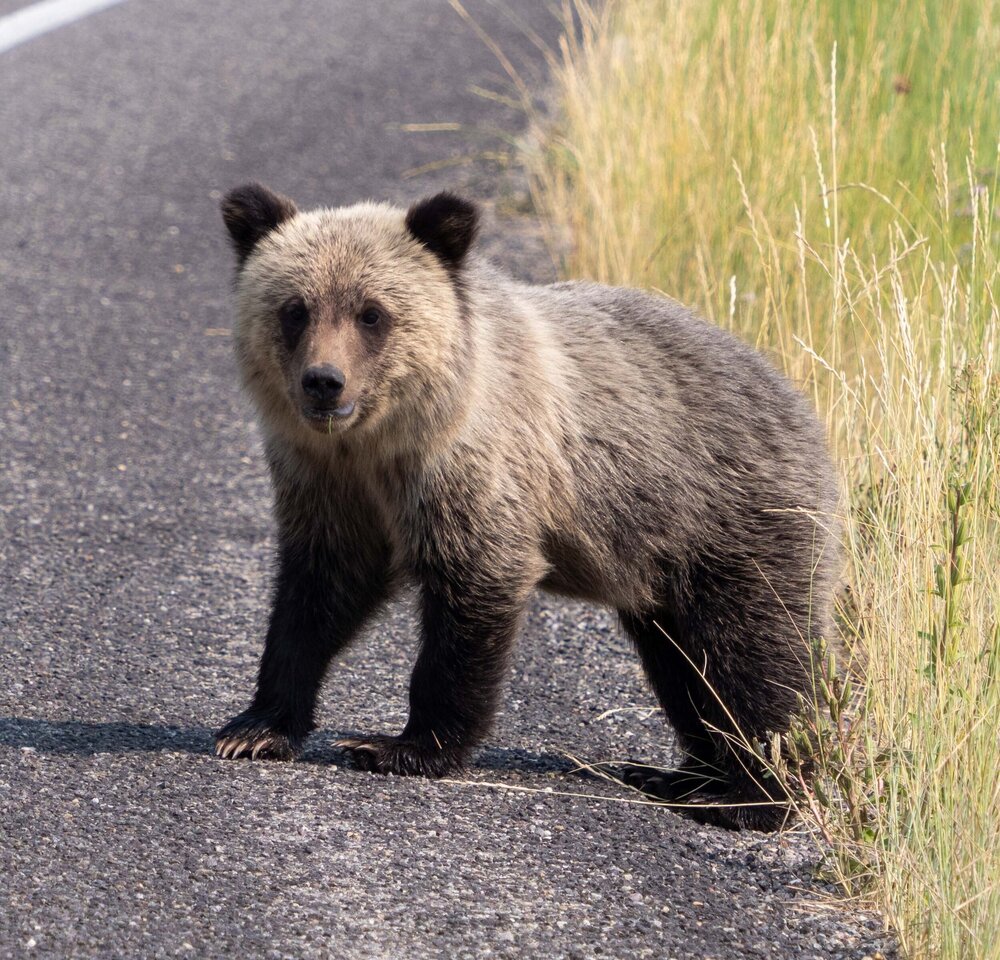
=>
[526,1,1000,956]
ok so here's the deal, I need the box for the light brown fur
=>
[217,185,838,830]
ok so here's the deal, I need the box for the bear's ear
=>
[405,192,479,269]
[220,182,298,265]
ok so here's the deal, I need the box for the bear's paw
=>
[335,734,463,778]
[618,761,791,832]
[215,710,303,761]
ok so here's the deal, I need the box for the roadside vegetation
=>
[528,1,1000,956]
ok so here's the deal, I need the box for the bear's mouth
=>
[302,399,357,429]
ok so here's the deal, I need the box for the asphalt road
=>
[0,2,898,958]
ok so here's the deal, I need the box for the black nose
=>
[301,364,346,404]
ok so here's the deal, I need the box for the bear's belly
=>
[539,529,654,610]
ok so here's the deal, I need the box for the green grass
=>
[527,1,1000,956]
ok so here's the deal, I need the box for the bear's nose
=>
[301,364,346,404]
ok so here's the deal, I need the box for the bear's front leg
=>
[337,568,532,778]
[216,524,393,762]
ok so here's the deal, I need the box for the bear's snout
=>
[301,364,346,406]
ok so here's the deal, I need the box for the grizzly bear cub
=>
[214,183,838,831]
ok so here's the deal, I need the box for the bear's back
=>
[523,278,830,487]
[466,272,838,608]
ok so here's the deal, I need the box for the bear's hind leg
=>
[619,601,802,831]
[618,609,731,798]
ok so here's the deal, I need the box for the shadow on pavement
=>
[0,716,584,777]
[305,736,583,776]
[0,716,216,756]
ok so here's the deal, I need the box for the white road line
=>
[0,0,129,54]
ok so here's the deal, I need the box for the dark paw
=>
[618,762,791,832]
[335,734,462,778]
[676,795,793,832]
[619,761,723,799]
[215,709,304,761]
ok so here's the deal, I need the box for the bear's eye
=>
[278,298,309,348]
[359,306,383,328]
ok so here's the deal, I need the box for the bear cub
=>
[214,183,839,831]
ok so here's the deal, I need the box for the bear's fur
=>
[215,183,839,831]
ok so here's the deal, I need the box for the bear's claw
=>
[619,761,722,800]
[335,734,462,778]
[214,710,302,761]
[618,761,791,831]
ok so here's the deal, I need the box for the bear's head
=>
[221,183,479,450]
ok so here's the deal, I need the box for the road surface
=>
[0,2,897,957]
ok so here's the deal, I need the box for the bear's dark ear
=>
[221,182,298,265]
[405,192,479,268]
